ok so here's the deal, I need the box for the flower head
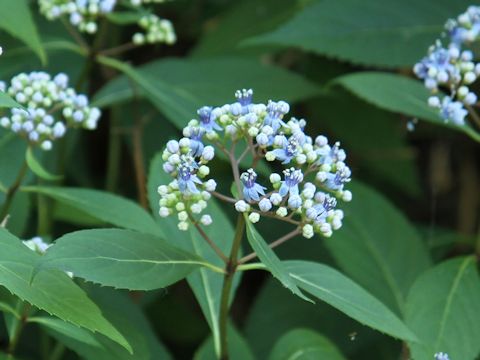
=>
[198,106,222,132]
[279,168,303,197]
[241,169,266,202]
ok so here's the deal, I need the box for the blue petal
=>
[279,183,288,197]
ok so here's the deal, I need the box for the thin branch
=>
[99,42,137,57]
[189,213,228,263]
[236,145,251,166]
[466,104,480,129]
[238,228,301,264]
[260,211,301,226]
[60,17,89,51]
[229,142,242,197]
[211,191,236,204]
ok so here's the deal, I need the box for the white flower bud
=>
[270,193,282,205]
[198,165,210,177]
[179,137,190,148]
[258,198,272,212]
[235,200,250,212]
[178,221,189,231]
[166,140,179,153]
[320,223,332,237]
[248,127,259,137]
[202,146,215,161]
[342,190,352,202]
[428,96,440,108]
[248,212,260,223]
[159,207,170,217]
[190,203,202,214]
[200,214,212,226]
[296,154,307,164]
[276,207,288,217]
[158,185,168,195]
[175,202,185,211]
[178,211,188,221]
[269,173,281,183]
[302,224,314,239]
[41,141,52,151]
[265,152,276,161]
[464,71,476,84]
[315,135,328,147]
[205,179,217,192]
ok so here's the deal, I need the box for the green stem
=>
[219,215,245,360]
[236,262,266,272]
[0,161,28,222]
[49,342,65,360]
[105,110,122,192]
[7,303,30,355]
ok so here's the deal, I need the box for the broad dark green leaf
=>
[0,228,130,351]
[335,72,480,142]
[245,219,311,302]
[48,286,173,360]
[269,328,346,360]
[147,152,238,356]
[37,228,219,290]
[405,256,480,360]
[194,324,254,360]
[192,0,300,57]
[285,260,417,342]
[324,181,432,315]
[21,186,162,236]
[0,0,46,62]
[25,147,62,181]
[0,92,20,108]
[29,316,103,348]
[245,0,472,67]
[94,56,320,129]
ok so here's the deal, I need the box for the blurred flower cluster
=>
[158,89,352,239]
[414,6,480,126]
[0,72,100,150]
[38,0,176,44]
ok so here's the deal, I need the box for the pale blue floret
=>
[316,142,346,166]
[413,45,459,89]
[279,168,303,197]
[197,106,222,132]
[177,163,202,194]
[434,352,450,360]
[272,137,299,164]
[241,168,266,202]
[231,89,254,115]
[311,195,337,223]
[439,96,468,125]
[188,127,205,157]
[264,100,289,132]
[324,168,351,191]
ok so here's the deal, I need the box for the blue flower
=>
[439,96,468,125]
[231,89,254,115]
[197,106,222,132]
[413,45,459,89]
[279,168,303,197]
[434,352,450,360]
[241,168,266,202]
[316,141,345,166]
[311,195,337,223]
[272,136,299,164]
[264,100,289,132]
[177,155,202,194]
[188,127,205,157]
[324,168,351,191]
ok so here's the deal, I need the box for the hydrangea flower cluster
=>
[158,89,352,239]
[0,71,100,151]
[414,6,480,126]
[38,0,176,42]
[132,15,176,45]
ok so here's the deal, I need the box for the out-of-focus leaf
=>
[335,72,480,142]
[49,286,173,360]
[37,228,219,290]
[193,0,301,57]
[244,219,311,302]
[25,147,62,181]
[94,56,321,129]
[405,256,480,360]
[148,152,238,356]
[0,0,46,62]
[0,228,130,352]
[325,182,432,315]
[106,11,144,25]
[245,0,472,67]
[285,261,417,342]
[194,324,254,360]
[21,186,162,236]
[268,328,346,360]
[0,92,20,108]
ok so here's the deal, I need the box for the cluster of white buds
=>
[130,0,166,5]
[132,15,176,45]
[0,71,100,151]
[158,137,216,231]
[38,0,117,34]
[414,7,480,127]
[158,89,352,239]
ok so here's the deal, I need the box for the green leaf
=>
[194,324,254,360]
[0,92,20,108]
[0,0,46,63]
[25,147,62,181]
[28,316,104,348]
[147,152,239,356]
[94,56,320,129]
[192,0,300,57]
[244,219,311,302]
[324,181,432,315]
[47,286,173,360]
[21,186,162,236]
[405,256,480,360]
[245,0,472,67]
[285,260,417,342]
[268,328,347,360]
[0,228,130,352]
[37,228,221,290]
[335,72,480,142]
